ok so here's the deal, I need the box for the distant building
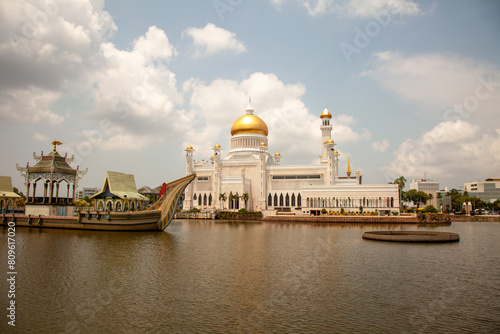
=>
[410,179,439,208]
[464,179,500,203]
[90,171,148,212]
[82,187,100,198]
[0,176,21,214]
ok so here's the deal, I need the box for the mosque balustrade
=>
[304,196,396,210]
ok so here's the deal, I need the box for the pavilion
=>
[90,171,148,212]
[0,176,21,214]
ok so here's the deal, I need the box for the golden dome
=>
[214,144,221,149]
[275,152,281,157]
[334,150,338,154]
[320,107,332,119]
[231,114,268,136]
[186,145,193,150]
[259,142,267,146]
[326,139,334,144]
[231,99,268,136]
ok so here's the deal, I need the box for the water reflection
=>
[1,220,499,333]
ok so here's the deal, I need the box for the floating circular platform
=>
[362,231,460,243]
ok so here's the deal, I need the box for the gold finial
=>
[347,156,351,177]
[52,140,63,152]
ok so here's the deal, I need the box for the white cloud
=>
[371,139,389,152]
[0,87,63,125]
[133,26,176,61]
[87,27,189,150]
[382,120,500,184]
[183,23,246,58]
[183,72,370,164]
[0,0,116,124]
[363,51,500,118]
[271,0,421,17]
[32,132,50,142]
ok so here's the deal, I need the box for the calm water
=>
[1,220,500,333]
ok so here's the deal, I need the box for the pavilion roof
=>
[0,176,21,198]
[28,151,77,175]
[91,171,148,201]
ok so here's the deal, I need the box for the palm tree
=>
[394,176,407,193]
[241,193,249,210]
[219,193,227,210]
[394,176,406,210]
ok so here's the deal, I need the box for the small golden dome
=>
[326,139,334,144]
[211,156,214,159]
[356,170,360,174]
[334,150,338,154]
[259,142,267,146]
[275,152,281,157]
[214,144,221,149]
[186,145,193,150]
[231,114,269,136]
[320,107,332,119]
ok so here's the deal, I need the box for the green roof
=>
[28,151,77,175]
[0,176,21,198]
[91,171,147,201]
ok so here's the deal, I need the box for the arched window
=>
[193,194,197,201]
[279,194,284,207]
[203,194,207,206]
[209,194,212,206]
[297,194,302,207]
[291,193,296,207]
[274,194,278,207]
[106,201,112,211]
[268,194,272,207]
[286,193,290,207]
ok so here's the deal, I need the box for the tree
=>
[393,176,406,209]
[13,187,25,199]
[240,193,249,209]
[218,193,227,210]
[404,189,432,209]
[394,176,407,193]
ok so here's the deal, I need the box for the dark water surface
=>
[1,220,499,333]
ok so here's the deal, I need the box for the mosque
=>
[183,100,400,216]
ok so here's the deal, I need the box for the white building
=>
[183,100,400,216]
[464,179,500,203]
[410,179,440,208]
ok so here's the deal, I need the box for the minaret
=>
[258,142,268,211]
[320,107,333,163]
[184,145,194,209]
[325,139,335,185]
[213,144,222,210]
[274,152,281,165]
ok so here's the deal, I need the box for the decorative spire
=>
[347,156,351,177]
[52,140,63,152]
[246,96,254,114]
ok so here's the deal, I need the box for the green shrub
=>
[423,205,438,213]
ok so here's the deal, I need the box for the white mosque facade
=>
[183,101,400,216]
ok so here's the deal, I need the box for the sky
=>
[1,0,499,193]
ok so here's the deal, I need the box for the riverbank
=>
[448,215,500,222]
[262,214,450,224]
